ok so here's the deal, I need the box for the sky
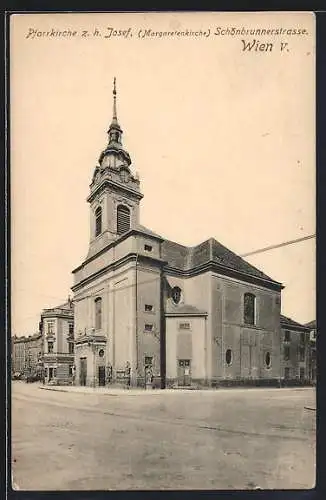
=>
[10,12,316,335]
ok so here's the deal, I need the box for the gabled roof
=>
[165,302,208,317]
[280,314,310,331]
[161,240,189,270]
[161,237,281,286]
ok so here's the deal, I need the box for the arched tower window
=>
[244,293,256,325]
[117,205,131,235]
[95,207,102,237]
[95,297,102,330]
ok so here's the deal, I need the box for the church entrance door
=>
[98,366,106,386]
[178,359,191,386]
[80,358,87,386]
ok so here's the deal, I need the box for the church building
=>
[71,80,284,388]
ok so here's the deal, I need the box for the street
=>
[11,382,316,490]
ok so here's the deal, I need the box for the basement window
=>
[144,244,153,252]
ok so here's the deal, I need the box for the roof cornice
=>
[72,229,163,274]
[72,252,167,292]
[164,260,283,291]
[87,178,143,204]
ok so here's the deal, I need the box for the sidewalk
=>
[38,385,175,396]
[38,384,311,396]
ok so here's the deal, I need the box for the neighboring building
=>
[41,300,74,384]
[12,333,43,375]
[24,333,43,375]
[71,81,284,388]
[305,320,316,384]
[12,336,27,374]
[280,315,311,384]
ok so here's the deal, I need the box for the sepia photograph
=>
[10,11,316,491]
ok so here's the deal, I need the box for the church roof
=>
[136,224,163,240]
[161,237,281,286]
[280,314,310,331]
[165,302,208,316]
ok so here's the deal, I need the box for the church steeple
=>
[108,77,122,144]
[99,77,131,168]
[87,79,143,258]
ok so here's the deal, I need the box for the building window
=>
[225,349,232,366]
[144,244,152,252]
[265,351,271,368]
[284,345,290,361]
[117,205,130,235]
[68,323,74,336]
[47,342,54,353]
[300,367,305,380]
[47,321,55,335]
[68,342,74,354]
[300,332,306,344]
[299,346,305,362]
[244,293,256,325]
[284,367,290,380]
[145,304,153,312]
[179,322,191,330]
[171,286,182,305]
[144,324,153,332]
[95,297,102,330]
[284,330,291,342]
[95,207,102,237]
[99,349,105,358]
[69,365,73,376]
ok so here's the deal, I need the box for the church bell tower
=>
[86,78,143,259]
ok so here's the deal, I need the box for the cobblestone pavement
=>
[11,382,316,491]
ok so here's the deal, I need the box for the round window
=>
[98,349,105,358]
[265,351,271,368]
[171,286,182,304]
[225,349,232,366]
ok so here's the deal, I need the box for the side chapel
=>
[71,79,283,388]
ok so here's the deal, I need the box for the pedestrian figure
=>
[125,362,131,387]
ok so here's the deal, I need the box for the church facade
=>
[71,81,283,388]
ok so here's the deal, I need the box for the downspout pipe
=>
[135,251,139,386]
[160,272,166,389]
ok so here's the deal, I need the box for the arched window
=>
[95,207,102,237]
[244,293,256,325]
[265,351,271,368]
[117,205,130,235]
[225,349,232,366]
[95,297,102,330]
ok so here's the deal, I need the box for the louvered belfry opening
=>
[95,207,102,237]
[117,205,131,235]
